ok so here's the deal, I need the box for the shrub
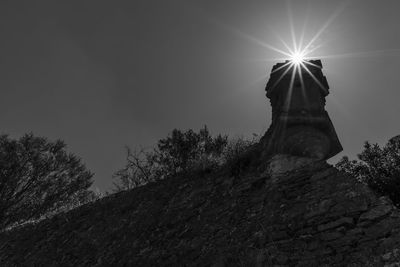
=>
[336,136,400,207]
[113,127,260,191]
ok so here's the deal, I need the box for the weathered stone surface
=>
[317,217,354,232]
[360,203,392,222]
[266,154,317,179]
[1,159,400,266]
[320,231,343,241]
[262,60,342,160]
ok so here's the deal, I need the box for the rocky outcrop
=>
[263,60,342,160]
[1,156,400,266]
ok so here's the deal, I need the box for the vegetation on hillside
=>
[336,136,400,207]
[6,128,400,232]
[112,126,260,191]
[0,127,259,230]
[0,133,98,230]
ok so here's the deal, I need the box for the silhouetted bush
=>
[223,134,260,176]
[0,133,97,229]
[113,126,260,191]
[336,136,400,207]
[152,126,228,178]
[112,147,156,191]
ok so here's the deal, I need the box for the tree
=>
[112,126,261,192]
[0,133,95,229]
[113,126,229,191]
[153,126,228,177]
[112,147,155,191]
[336,136,400,207]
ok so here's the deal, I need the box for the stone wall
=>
[1,157,400,266]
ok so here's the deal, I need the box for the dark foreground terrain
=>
[1,157,400,266]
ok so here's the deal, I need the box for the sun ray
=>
[312,49,400,60]
[284,63,297,112]
[232,31,292,57]
[303,43,324,57]
[277,63,297,148]
[286,0,298,53]
[300,62,329,95]
[303,60,322,69]
[277,35,295,56]
[302,0,351,54]
[245,72,271,88]
[298,0,311,53]
[266,25,295,55]
[205,16,292,58]
[304,33,350,57]
[298,19,308,56]
[272,61,293,74]
[297,63,311,113]
[271,63,294,90]
[242,56,294,63]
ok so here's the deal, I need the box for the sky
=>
[1,0,400,192]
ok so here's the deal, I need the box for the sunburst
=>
[203,0,400,104]
[290,50,306,65]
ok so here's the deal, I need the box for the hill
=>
[1,155,400,266]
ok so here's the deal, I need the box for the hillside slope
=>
[1,157,400,266]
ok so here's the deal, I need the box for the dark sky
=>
[1,0,400,192]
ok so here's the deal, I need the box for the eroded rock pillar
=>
[263,60,342,160]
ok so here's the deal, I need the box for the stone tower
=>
[263,60,342,160]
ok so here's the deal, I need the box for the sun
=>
[290,51,305,65]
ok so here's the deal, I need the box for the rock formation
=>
[263,60,342,160]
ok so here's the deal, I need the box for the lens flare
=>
[291,51,305,65]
